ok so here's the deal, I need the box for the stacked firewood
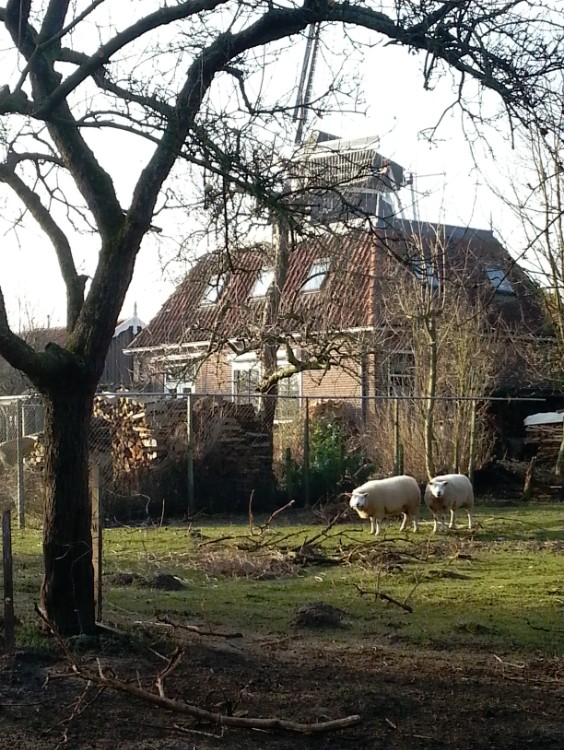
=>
[525,422,563,465]
[93,396,158,477]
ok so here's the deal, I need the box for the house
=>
[126,221,549,419]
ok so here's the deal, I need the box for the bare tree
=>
[377,226,503,479]
[0,1,562,635]
[504,122,564,475]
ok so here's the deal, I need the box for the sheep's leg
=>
[373,518,381,536]
[369,518,376,535]
[467,511,473,530]
[432,514,439,534]
[399,512,408,532]
[412,515,419,532]
[448,508,456,529]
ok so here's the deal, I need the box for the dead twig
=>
[294,508,348,552]
[352,583,413,613]
[155,647,184,698]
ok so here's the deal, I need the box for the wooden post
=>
[186,393,195,516]
[2,496,15,653]
[523,456,537,501]
[16,399,25,529]
[303,397,310,508]
[285,446,293,501]
[467,400,477,485]
[90,463,102,623]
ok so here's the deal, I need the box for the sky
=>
[0,6,529,332]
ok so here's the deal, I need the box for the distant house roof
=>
[114,313,145,338]
[127,224,546,353]
[524,411,564,427]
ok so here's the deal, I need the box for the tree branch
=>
[0,161,84,329]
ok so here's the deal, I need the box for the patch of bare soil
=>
[1,628,563,750]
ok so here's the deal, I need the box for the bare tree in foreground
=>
[0,1,563,635]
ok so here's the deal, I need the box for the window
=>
[275,373,301,421]
[410,258,439,288]
[164,361,198,395]
[231,353,301,416]
[302,258,330,292]
[201,274,225,305]
[232,357,260,406]
[486,267,515,295]
[387,351,415,397]
[250,268,274,298]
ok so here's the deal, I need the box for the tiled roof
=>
[128,226,545,352]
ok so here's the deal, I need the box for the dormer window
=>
[251,268,274,298]
[411,258,439,288]
[486,267,515,295]
[302,258,330,292]
[201,274,225,305]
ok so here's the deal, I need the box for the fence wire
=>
[0,391,552,526]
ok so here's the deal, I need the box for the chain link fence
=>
[0,390,552,527]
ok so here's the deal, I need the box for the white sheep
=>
[424,473,474,533]
[349,475,421,536]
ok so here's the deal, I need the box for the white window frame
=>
[250,268,275,298]
[230,351,302,416]
[486,267,515,295]
[163,358,199,395]
[231,354,261,405]
[201,274,226,305]
[302,258,330,292]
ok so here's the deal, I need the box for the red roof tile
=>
[129,225,545,352]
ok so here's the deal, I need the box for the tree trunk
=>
[258,214,291,431]
[40,386,96,636]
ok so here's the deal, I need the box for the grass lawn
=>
[6,502,564,654]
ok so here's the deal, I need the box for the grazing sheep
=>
[424,473,474,533]
[349,475,421,536]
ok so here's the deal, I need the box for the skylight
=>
[201,274,225,305]
[486,267,515,295]
[410,258,439,288]
[302,258,330,292]
[251,268,275,298]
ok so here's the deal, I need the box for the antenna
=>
[292,23,321,147]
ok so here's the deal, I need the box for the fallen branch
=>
[352,583,413,613]
[157,616,243,639]
[36,606,361,735]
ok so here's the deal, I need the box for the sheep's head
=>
[349,492,368,511]
[428,479,449,498]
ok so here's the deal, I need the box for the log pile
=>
[525,422,563,465]
[142,396,274,512]
[20,394,277,513]
[93,396,157,478]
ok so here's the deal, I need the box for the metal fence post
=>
[393,397,401,475]
[16,398,25,529]
[303,396,310,508]
[187,392,195,516]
